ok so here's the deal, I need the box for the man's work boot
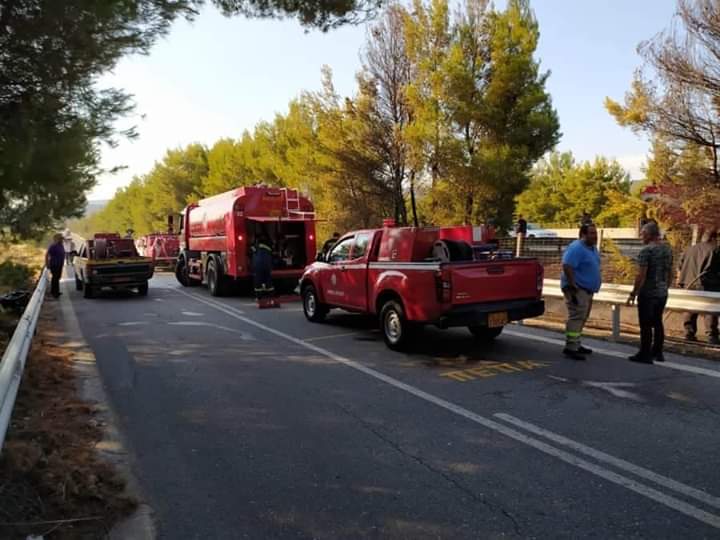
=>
[629,353,653,364]
[578,345,593,355]
[563,348,586,361]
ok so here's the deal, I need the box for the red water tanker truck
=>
[175,186,317,295]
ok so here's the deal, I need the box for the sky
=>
[90,0,679,200]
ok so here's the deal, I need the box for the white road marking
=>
[304,332,361,343]
[581,381,643,402]
[117,321,148,327]
[167,321,254,340]
[181,311,204,317]
[173,289,720,529]
[494,413,720,511]
[504,329,720,380]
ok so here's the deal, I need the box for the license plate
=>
[488,312,508,328]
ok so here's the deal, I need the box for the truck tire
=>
[468,325,503,342]
[207,259,229,297]
[138,282,149,296]
[302,284,328,322]
[176,257,200,287]
[75,276,83,291]
[380,300,412,351]
[83,284,95,299]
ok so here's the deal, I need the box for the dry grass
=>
[0,309,136,539]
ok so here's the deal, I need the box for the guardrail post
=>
[516,234,524,258]
[611,304,621,341]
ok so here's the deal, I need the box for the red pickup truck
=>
[299,226,544,350]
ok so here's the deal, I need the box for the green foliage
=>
[516,152,641,227]
[83,0,560,237]
[0,0,198,239]
[0,261,35,291]
[404,0,560,228]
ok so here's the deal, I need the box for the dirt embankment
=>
[0,305,136,539]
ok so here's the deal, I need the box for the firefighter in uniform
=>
[252,234,277,307]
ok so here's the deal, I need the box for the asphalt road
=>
[63,272,720,539]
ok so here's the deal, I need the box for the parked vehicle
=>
[136,233,180,271]
[510,223,558,239]
[73,233,154,298]
[175,186,317,296]
[299,225,545,350]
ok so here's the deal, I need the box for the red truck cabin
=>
[300,226,544,350]
[176,186,317,295]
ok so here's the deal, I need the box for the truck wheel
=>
[207,259,229,297]
[469,325,503,342]
[83,284,94,299]
[380,300,411,351]
[75,276,83,291]
[138,282,149,296]
[176,258,200,287]
[302,285,328,322]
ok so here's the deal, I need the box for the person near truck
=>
[321,232,341,258]
[627,222,674,364]
[515,216,528,237]
[252,234,275,297]
[561,224,601,360]
[677,229,719,344]
[46,233,66,299]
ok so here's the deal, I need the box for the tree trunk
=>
[409,170,419,227]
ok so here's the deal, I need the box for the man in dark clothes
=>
[46,233,65,298]
[677,229,719,344]
[321,232,341,258]
[252,234,274,297]
[516,216,528,237]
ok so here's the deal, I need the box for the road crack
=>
[332,401,522,536]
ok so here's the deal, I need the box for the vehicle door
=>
[342,232,372,311]
[320,235,355,308]
[74,244,87,280]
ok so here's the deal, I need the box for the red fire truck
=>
[136,233,180,270]
[175,186,317,295]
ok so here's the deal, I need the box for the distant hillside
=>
[85,200,109,217]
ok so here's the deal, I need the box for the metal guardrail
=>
[0,268,49,451]
[543,278,720,340]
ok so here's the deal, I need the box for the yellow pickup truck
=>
[73,234,154,299]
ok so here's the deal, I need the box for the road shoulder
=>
[59,281,156,540]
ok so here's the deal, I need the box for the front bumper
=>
[436,299,545,329]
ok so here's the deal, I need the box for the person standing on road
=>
[627,222,674,364]
[677,229,719,344]
[321,232,341,259]
[516,215,528,237]
[46,233,65,299]
[561,224,601,360]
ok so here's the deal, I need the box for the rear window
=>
[352,233,371,259]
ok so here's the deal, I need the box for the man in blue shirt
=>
[561,224,601,360]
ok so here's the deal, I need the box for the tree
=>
[605,0,720,228]
[404,0,559,228]
[212,0,384,30]
[516,152,638,227]
[1,0,384,239]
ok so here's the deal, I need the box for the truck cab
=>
[300,226,544,350]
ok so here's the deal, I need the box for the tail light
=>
[435,267,452,303]
[309,234,314,241]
